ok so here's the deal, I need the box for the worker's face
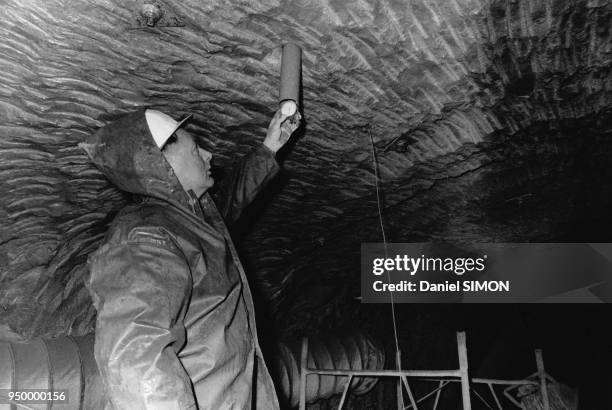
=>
[163,129,214,198]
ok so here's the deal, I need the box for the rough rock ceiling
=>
[1,0,611,339]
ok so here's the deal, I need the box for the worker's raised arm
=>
[87,228,196,410]
[212,109,301,224]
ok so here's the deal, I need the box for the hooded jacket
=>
[80,109,281,410]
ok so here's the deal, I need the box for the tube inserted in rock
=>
[279,43,301,116]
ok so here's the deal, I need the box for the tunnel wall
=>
[0,0,610,339]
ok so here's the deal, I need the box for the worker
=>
[79,106,301,409]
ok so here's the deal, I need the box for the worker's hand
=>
[263,108,301,154]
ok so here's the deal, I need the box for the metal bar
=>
[544,372,558,386]
[337,375,353,410]
[457,332,472,410]
[487,383,503,410]
[472,378,538,386]
[304,369,462,377]
[397,351,405,410]
[503,386,526,409]
[397,376,403,410]
[433,380,444,410]
[401,375,418,410]
[472,387,493,409]
[524,371,559,386]
[299,337,308,410]
[403,380,450,409]
[535,349,550,410]
[414,377,537,386]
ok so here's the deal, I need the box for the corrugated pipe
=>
[273,333,385,408]
[0,335,104,410]
[0,332,384,409]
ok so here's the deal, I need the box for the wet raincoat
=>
[80,109,281,410]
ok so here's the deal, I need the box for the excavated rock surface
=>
[0,0,611,338]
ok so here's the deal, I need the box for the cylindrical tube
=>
[273,332,385,408]
[279,43,301,116]
[0,332,383,410]
[0,335,100,410]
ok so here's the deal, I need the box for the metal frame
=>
[298,332,554,410]
[299,332,472,410]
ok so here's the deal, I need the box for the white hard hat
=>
[145,109,192,148]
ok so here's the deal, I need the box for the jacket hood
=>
[79,109,191,208]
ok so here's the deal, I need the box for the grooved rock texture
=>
[1,0,611,339]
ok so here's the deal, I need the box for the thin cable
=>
[368,126,404,407]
